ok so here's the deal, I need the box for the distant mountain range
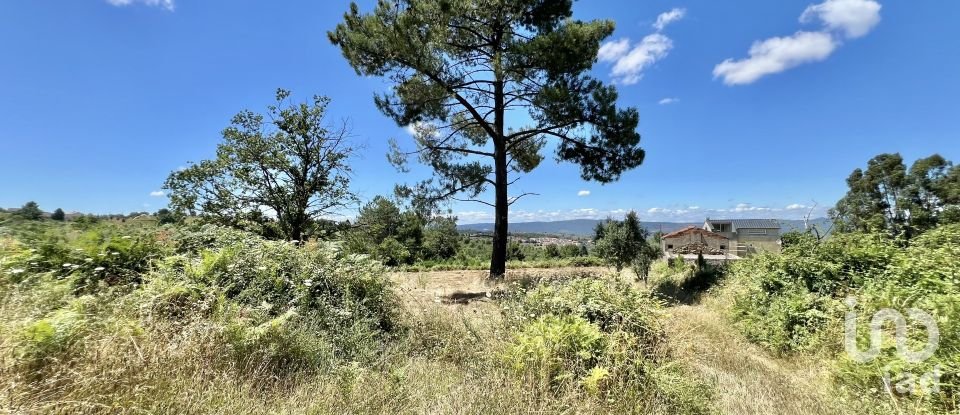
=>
[458,218,832,237]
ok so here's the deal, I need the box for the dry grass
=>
[664,302,848,415]
[1,264,703,415]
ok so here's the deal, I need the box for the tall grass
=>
[0,219,712,414]
[720,225,960,413]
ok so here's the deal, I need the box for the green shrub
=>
[505,277,663,342]
[501,276,711,412]
[220,308,336,374]
[15,296,95,370]
[728,224,960,412]
[505,315,606,383]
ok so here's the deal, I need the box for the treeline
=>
[344,196,460,266]
[831,153,960,238]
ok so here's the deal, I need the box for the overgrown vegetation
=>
[0,214,711,413]
[723,225,959,413]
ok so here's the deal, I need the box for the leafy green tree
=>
[375,237,411,266]
[560,244,581,258]
[831,153,960,237]
[593,211,651,273]
[16,201,43,220]
[154,208,179,225]
[357,196,403,243]
[506,240,525,262]
[164,89,356,241]
[51,208,66,221]
[330,0,646,277]
[423,216,460,260]
[544,244,560,258]
[396,211,426,258]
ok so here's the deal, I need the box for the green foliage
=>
[15,296,95,371]
[422,216,460,260]
[727,224,960,412]
[166,228,400,335]
[375,237,411,266]
[505,277,663,345]
[544,244,560,258]
[164,89,357,240]
[593,211,658,275]
[331,0,646,277]
[17,201,43,221]
[50,208,65,221]
[506,240,526,261]
[501,276,709,412]
[831,153,960,238]
[348,195,460,265]
[505,314,605,383]
[220,308,336,374]
[154,208,179,225]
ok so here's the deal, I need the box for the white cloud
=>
[577,190,591,197]
[653,8,686,32]
[455,202,829,224]
[598,38,630,62]
[105,0,175,11]
[733,203,774,212]
[713,31,837,85]
[608,33,673,85]
[658,97,679,105]
[149,191,166,197]
[800,0,881,38]
[713,0,880,85]
[404,122,441,138]
[786,203,808,210]
[598,8,682,85]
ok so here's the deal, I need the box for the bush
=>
[15,296,95,371]
[505,315,606,384]
[220,308,336,374]
[726,224,960,412]
[500,276,710,412]
[164,227,401,336]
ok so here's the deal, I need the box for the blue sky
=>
[1,0,958,223]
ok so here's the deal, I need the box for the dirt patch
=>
[389,266,614,313]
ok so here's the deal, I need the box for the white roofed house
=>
[703,218,781,256]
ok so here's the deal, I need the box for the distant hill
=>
[459,218,832,237]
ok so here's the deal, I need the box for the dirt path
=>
[664,303,849,415]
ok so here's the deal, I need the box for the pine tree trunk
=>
[490,47,507,280]
[490,142,508,279]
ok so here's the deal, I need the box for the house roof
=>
[706,219,780,230]
[662,226,729,240]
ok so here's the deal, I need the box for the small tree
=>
[154,208,179,225]
[17,201,43,220]
[506,241,525,262]
[165,89,356,241]
[423,216,460,260]
[593,211,649,273]
[51,208,66,221]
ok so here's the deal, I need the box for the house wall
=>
[733,227,781,253]
[661,232,729,252]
